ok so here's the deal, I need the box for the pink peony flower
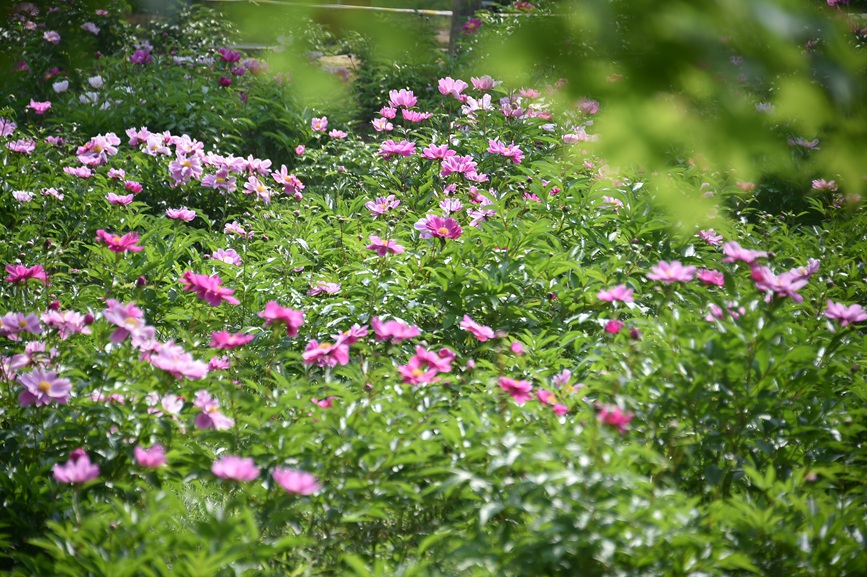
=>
[103,300,149,343]
[366,235,405,256]
[43,31,60,44]
[597,285,634,303]
[401,109,432,123]
[487,139,524,164]
[0,117,17,137]
[604,319,624,334]
[166,207,196,221]
[7,139,36,154]
[26,99,51,114]
[193,390,234,429]
[53,449,99,483]
[258,302,304,336]
[498,377,533,405]
[380,106,397,119]
[150,342,209,380]
[415,215,462,239]
[471,75,500,91]
[379,140,416,160]
[812,179,838,191]
[697,229,723,246]
[212,455,259,482]
[422,144,456,160]
[96,230,143,253]
[302,339,350,367]
[722,241,768,264]
[459,315,495,341]
[273,468,320,495]
[211,248,242,266]
[824,300,867,326]
[311,117,328,132]
[462,18,482,34]
[647,260,697,283]
[328,129,348,139]
[388,88,417,108]
[106,193,134,205]
[438,77,469,99]
[18,369,71,407]
[510,341,524,355]
[308,282,341,296]
[180,271,240,306]
[134,444,166,468]
[372,117,394,132]
[697,269,725,286]
[210,331,254,350]
[598,405,633,433]
[365,194,400,216]
[371,317,420,343]
[750,265,809,303]
[5,264,48,285]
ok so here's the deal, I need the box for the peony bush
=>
[1,1,866,576]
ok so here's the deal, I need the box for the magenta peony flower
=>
[212,456,259,482]
[106,193,134,205]
[498,377,533,405]
[365,194,400,216]
[5,264,48,285]
[180,271,240,306]
[302,339,350,367]
[193,390,234,429]
[273,468,320,495]
[697,229,723,246]
[258,301,304,336]
[697,269,725,286]
[415,215,462,240]
[722,241,768,264]
[96,230,143,253]
[604,319,624,334]
[26,99,51,114]
[598,405,633,433]
[53,449,99,484]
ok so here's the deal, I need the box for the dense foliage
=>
[1,1,865,575]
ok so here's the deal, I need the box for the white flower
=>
[88,75,104,89]
[52,80,69,93]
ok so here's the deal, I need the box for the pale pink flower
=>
[7,139,36,154]
[487,139,524,164]
[647,260,696,283]
[103,300,148,343]
[259,301,304,336]
[597,285,634,303]
[273,468,320,495]
[812,179,837,191]
[379,106,397,119]
[0,312,42,339]
[698,229,723,246]
[150,342,209,380]
[13,190,33,203]
[41,310,91,340]
[328,129,348,139]
[211,248,242,266]
[106,193,133,205]
[212,455,259,482]
[471,75,500,90]
[438,77,468,99]
[295,145,305,155]
[401,109,432,123]
[388,88,417,108]
[44,31,60,44]
[510,341,524,355]
[372,117,394,132]
[824,300,867,326]
[750,265,809,303]
[460,315,495,341]
[311,117,328,132]
[308,282,341,296]
[498,377,533,405]
[365,194,400,216]
[134,444,166,468]
[53,449,99,483]
[166,207,196,221]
